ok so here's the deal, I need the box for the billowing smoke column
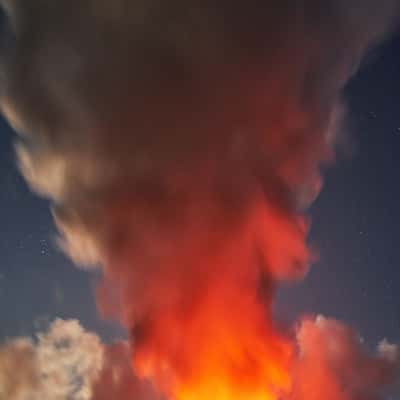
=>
[0,1,399,399]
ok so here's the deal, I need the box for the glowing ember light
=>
[128,201,299,400]
[134,308,293,400]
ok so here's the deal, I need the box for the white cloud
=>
[0,319,103,400]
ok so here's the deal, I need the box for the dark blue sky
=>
[0,116,124,341]
[277,30,400,346]
[0,28,400,356]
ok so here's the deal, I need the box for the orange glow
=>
[173,323,292,400]
[134,295,293,400]
[127,200,303,400]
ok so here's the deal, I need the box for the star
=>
[39,238,49,256]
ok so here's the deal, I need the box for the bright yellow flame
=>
[134,294,293,400]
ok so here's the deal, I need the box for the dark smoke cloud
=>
[0,1,399,399]
[1,1,397,269]
[0,0,396,267]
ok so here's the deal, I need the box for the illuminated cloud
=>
[289,316,400,400]
[0,319,103,400]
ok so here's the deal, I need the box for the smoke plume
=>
[0,1,399,399]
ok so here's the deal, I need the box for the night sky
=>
[276,30,400,347]
[0,12,400,383]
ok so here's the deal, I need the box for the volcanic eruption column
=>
[0,1,399,399]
